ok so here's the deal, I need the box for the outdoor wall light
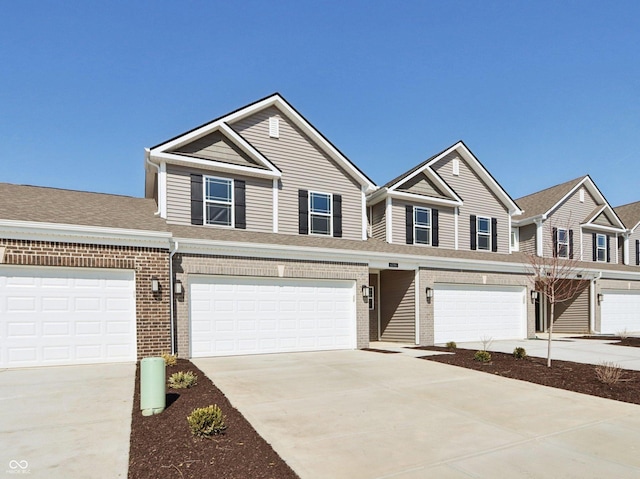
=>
[174,280,183,295]
[597,293,604,304]
[425,287,433,302]
[530,290,539,302]
[362,285,370,298]
[151,277,160,293]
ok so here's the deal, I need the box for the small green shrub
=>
[161,353,177,366]
[187,405,227,438]
[474,350,492,363]
[513,347,527,359]
[168,371,198,389]
[445,341,457,351]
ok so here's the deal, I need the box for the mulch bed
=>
[573,336,640,348]
[128,359,299,479]
[416,346,640,406]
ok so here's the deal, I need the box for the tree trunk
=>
[547,301,555,367]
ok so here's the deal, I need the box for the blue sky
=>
[1,1,638,206]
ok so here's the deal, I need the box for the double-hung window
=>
[596,234,606,262]
[309,192,332,235]
[477,216,491,251]
[204,176,233,226]
[414,207,431,245]
[557,228,569,258]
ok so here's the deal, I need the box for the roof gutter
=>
[169,241,179,355]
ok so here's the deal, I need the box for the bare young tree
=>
[526,220,585,367]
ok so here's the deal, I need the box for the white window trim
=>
[477,216,491,251]
[510,227,519,252]
[368,286,375,310]
[414,206,432,246]
[557,227,569,258]
[596,233,607,262]
[309,191,333,236]
[203,175,234,228]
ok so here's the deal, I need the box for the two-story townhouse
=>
[513,176,631,334]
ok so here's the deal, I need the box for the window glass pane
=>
[478,217,490,234]
[597,249,606,262]
[478,235,490,250]
[415,208,430,226]
[415,227,430,245]
[310,193,331,214]
[310,215,330,235]
[597,235,606,248]
[206,204,231,226]
[206,178,231,202]
[558,229,567,243]
[558,245,568,258]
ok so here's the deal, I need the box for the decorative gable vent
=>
[269,117,280,138]
[579,188,585,203]
[452,158,460,176]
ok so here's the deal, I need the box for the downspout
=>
[145,148,161,216]
[169,241,179,355]
[590,272,602,334]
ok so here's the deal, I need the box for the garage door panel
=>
[0,266,136,368]
[190,276,356,357]
[434,284,526,344]
[601,291,640,334]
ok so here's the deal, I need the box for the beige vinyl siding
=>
[552,280,590,333]
[370,201,386,241]
[397,173,446,198]
[171,130,263,168]
[165,164,273,232]
[593,210,615,227]
[369,273,379,341]
[391,199,455,249]
[380,270,415,342]
[432,152,510,253]
[231,106,363,240]
[543,187,599,259]
[582,228,619,264]
[629,229,640,266]
[519,223,537,255]
[618,236,625,265]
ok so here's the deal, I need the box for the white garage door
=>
[190,276,356,357]
[434,284,526,344]
[0,266,136,368]
[601,290,640,334]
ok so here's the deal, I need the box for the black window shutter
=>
[491,217,498,252]
[552,227,558,257]
[234,180,246,229]
[592,233,597,261]
[636,239,639,266]
[332,194,342,238]
[470,215,477,250]
[432,208,439,247]
[569,229,574,259]
[606,235,611,262]
[405,205,414,244]
[190,174,203,225]
[298,190,308,235]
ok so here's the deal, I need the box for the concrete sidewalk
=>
[453,336,640,370]
[0,362,135,478]
[196,350,640,479]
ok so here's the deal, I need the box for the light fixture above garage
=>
[425,287,433,303]
[597,293,604,304]
[151,277,160,293]
[362,285,370,298]
[531,290,539,302]
[174,280,183,295]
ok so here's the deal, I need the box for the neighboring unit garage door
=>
[190,276,356,357]
[0,266,136,368]
[601,290,640,334]
[434,284,526,344]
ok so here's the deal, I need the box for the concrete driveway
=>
[0,362,135,478]
[455,337,640,370]
[196,350,640,479]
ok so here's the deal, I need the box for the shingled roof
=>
[514,176,585,220]
[614,201,640,230]
[0,183,168,232]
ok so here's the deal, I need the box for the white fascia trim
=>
[388,166,462,204]
[434,142,523,215]
[152,152,281,179]
[385,197,393,243]
[158,161,167,219]
[361,186,367,240]
[388,190,463,207]
[580,223,626,234]
[544,177,589,217]
[366,187,388,206]
[272,179,279,233]
[630,221,640,234]
[511,214,545,227]
[0,220,172,248]
[583,204,626,231]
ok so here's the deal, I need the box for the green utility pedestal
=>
[140,357,166,416]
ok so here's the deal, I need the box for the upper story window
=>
[596,233,607,262]
[557,228,569,258]
[414,207,431,245]
[477,216,491,250]
[309,191,332,235]
[205,176,233,226]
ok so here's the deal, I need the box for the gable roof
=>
[614,201,640,232]
[148,93,376,191]
[373,141,522,214]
